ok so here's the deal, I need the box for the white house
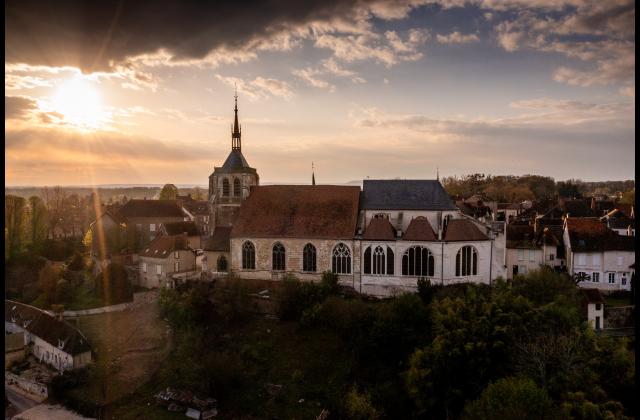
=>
[581,288,605,330]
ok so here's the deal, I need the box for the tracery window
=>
[332,243,351,274]
[222,178,230,196]
[272,242,286,271]
[303,243,316,272]
[364,246,395,275]
[234,178,241,197]
[242,241,255,269]
[402,246,434,277]
[455,246,478,277]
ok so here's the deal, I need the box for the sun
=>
[52,75,105,128]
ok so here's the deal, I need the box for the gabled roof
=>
[362,217,397,241]
[230,185,360,239]
[566,218,635,252]
[162,221,199,236]
[203,227,232,251]
[141,235,191,258]
[403,217,438,241]
[119,199,185,218]
[361,180,457,210]
[5,300,91,355]
[443,219,488,241]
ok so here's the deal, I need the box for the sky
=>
[5,0,635,186]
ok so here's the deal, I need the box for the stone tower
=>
[208,92,259,229]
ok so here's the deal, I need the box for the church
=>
[205,95,507,297]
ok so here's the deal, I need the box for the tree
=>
[37,262,59,306]
[344,386,381,420]
[159,183,178,200]
[619,190,634,205]
[94,263,133,305]
[192,187,205,200]
[28,196,48,253]
[462,377,554,420]
[417,278,436,305]
[557,181,583,198]
[5,195,27,260]
[571,272,591,286]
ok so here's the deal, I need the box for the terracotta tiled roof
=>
[566,218,634,252]
[363,217,397,240]
[230,185,360,239]
[162,221,199,236]
[203,227,232,251]
[443,219,488,241]
[141,235,191,258]
[403,217,437,241]
[119,199,185,218]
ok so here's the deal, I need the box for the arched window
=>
[364,246,395,275]
[363,247,371,274]
[456,246,478,276]
[217,255,228,272]
[332,243,351,274]
[303,243,316,272]
[373,246,385,274]
[233,178,241,197]
[402,246,434,277]
[222,178,230,196]
[386,247,394,275]
[272,243,286,271]
[242,241,255,269]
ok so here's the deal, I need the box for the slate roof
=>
[361,180,457,210]
[443,219,488,241]
[403,217,438,241]
[566,218,635,252]
[141,235,191,258]
[230,185,360,239]
[214,150,257,174]
[362,217,397,240]
[119,199,185,218]
[560,199,596,217]
[203,227,232,251]
[162,221,199,236]
[5,300,91,356]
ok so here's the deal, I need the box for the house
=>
[89,208,126,274]
[202,226,232,273]
[230,185,361,286]
[5,300,92,371]
[537,225,566,270]
[496,203,521,222]
[505,223,543,279]
[159,221,201,250]
[563,217,635,292]
[581,288,605,330]
[138,234,196,289]
[177,195,212,235]
[118,199,191,248]
[456,198,493,223]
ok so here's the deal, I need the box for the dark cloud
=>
[5,0,372,71]
[5,96,37,120]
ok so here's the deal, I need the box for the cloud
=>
[292,68,336,92]
[216,75,294,100]
[436,31,480,44]
[5,96,38,120]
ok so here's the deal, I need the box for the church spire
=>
[231,85,241,151]
[312,162,316,186]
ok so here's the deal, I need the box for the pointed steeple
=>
[436,167,439,182]
[312,162,316,186]
[231,85,241,151]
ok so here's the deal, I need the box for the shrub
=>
[276,275,326,321]
[417,278,436,305]
[344,385,381,420]
[67,252,85,271]
[321,271,340,295]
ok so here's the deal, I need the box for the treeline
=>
[155,270,635,419]
[442,174,635,202]
[5,186,207,202]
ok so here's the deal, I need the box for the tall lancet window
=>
[242,241,255,269]
[222,178,230,196]
[332,243,351,274]
[234,178,241,196]
[272,243,286,271]
[303,243,316,272]
[456,246,477,277]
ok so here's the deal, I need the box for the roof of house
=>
[403,217,438,241]
[5,300,91,356]
[360,180,457,210]
[203,227,232,251]
[214,150,257,174]
[162,221,199,236]
[581,288,604,304]
[566,218,635,252]
[119,199,185,218]
[230,185,360,239]
[506,224,538,249]
[614,203,634,218]
[456,201,492,218]
[560,199,596,217]
[443,219,488,241]
[182,200,210,216]
[141,235,191,258]
[362,217,397,241]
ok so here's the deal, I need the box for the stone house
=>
[159,221,201,250]
[138,234,196,289]
[564,217,635,292]
[118,199,191,249]
[229,185,361,287]
[5,300,92,371]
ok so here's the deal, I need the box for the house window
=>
[549,254,555,261]
[456,246,478,277]
[217,255,228,272]
[156,265,162,275]
[242,241,256,269]
[595,303,601,311]
[593,254,601,266]
[303,243,316,272]
[529,249,536,262]
[592,272,600,283]
[150,223,156,232]
[401,246,434,277]
[517,249,524,261]
[272,243,286,271]
[518,265,528,275]
[142,263,147,273]
[608,272,615,283]
[174,251,180,259]
[174,261,180,272]
[222,178,230,196]
[621,273,627,285]
[332,243,351,274]
[234,178,241,197]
